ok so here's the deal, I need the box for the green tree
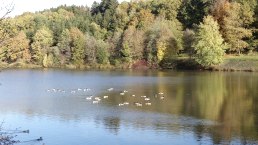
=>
[121,42,132,63]
[234,0,257,26]
[183,29,195,57]
[91,0,119,31]
[89,22,107,40]
[84,33,110,64]
[96,40,109,64]
[252,2,258,51]
[194,15,227,68]
[150,0,182,21]
[120,26,145,63]
[177,0,206,29]
[85,34,97,64]
[57,29,71,65]
[212,0,253,54]
[69,27,85,66]
[107,30,123,64]
[45,9,74,44]
[31,27,53,64]
[145,18,183,63]
[113,1,130,31]
[136,9,155,29]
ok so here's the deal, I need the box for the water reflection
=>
[101,117,120,135]
[0,70,258,144]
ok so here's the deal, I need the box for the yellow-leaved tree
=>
[194,15,227,68]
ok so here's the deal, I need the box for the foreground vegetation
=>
[0,0,258,71]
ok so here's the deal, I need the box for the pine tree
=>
[178,0,206,29]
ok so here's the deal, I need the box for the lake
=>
[0,69,258,145]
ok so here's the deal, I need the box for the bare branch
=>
[0,0,14,21]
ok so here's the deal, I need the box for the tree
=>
[91,0,119,31]
[150,0,182,21]
[5,31,31,63]
[15,12,36,40]
[252,1,258,51]
[145,18,183,63]
[0,19,18,62]
[194,15,227,68]
[31,27,53,64]
[84,33,110,65]
[57,29,71,65]
[107,30,123,65]
[96,40,109,64]
[177,0,206,29]
[183,29,195,57]
[69,27,85,66]
[234,0,257,26]
[136,9,155,29]
[0,19,17,48]
[46,9,74,44]
[113,1,130,31]
[211,0,253,54]
[85,34,97,64]
[120,26,145,63]
[89,22,107,40]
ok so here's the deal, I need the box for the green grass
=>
[176,54,258,71]
[225,55,258,61]
[214,55,258,72]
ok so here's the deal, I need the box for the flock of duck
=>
[46,87,165,107]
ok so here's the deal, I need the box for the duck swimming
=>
[145,102,151,106]
[144,98,150,101]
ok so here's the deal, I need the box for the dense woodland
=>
[0,0,258,68]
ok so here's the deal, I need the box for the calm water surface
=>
[0,69,258,145]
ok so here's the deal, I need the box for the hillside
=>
[0,0,257,70]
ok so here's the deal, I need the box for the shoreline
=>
[1,56,258,72]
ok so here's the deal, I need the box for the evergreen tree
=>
[150,0,182,21]
[178,0,206,29]
[91,0,119,31]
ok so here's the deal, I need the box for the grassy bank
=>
[162,55,258,72]
[213,55,258,72]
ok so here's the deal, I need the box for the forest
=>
[0,0,257,69]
